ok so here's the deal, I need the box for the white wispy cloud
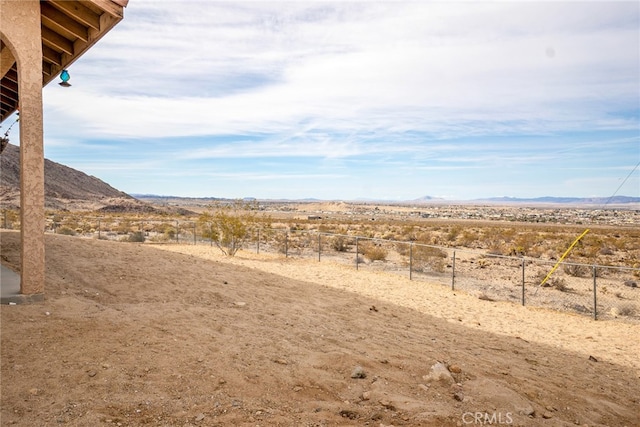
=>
[37,1,638,199]
[44,2,638,139]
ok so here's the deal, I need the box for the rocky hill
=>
[0,143,154,212]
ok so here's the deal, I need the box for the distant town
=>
[137,196,640,227]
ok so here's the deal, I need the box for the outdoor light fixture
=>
[59,69,71,87]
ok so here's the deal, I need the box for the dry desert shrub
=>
[198,200,262,256]
[446,225,462,243]
[411,245,447,273]
[563,263,590,278]
[553,278,570,292]
[1,209,19,228]
[607,232,640,251]
[127,231,145,243]
[360,242,388,262]
[398,225,419,241]
[331,235,352,252]
[459,229,480,247]
[148,232,171,242]
[599,246,615,256]
[535,271,569,292]
[615,303,637,317]
[507,232,539,256]
[416,231,436,245]
[273,232,289,254]
[476,258,491,269]
[56,226,76,236]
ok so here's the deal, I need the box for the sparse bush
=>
[459,229,479,247]
[477,258,490,269]
[361,243,388,262]
[116,219,134,235]
[614,303,637,317]
[399,225,418,241]
[486,243,504,256]
[412,245,447,273]
[415,231,434,244]
[508,245,526,256]
[505,232,538,256]
[1,209,19,229]
[272,232,289,254]
[331,236,352,252]
[198,200,260,256]
[553,278,569,292]
[149,233,170,242]
[446,225,461,243]
[535,271,567,291]
[599,247,615,256]
[563,263,589,278]
[57,226,76,236]
[151,222,176,240]
[287,231,314,255]
[128,231,145,243]
[381,231,396,240]
[633,263,640,278]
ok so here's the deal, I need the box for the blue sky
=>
[8,1,640,200]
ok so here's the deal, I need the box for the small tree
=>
[198,200,259,256]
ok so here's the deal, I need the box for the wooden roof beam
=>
[42,61,53,77]
[1,84,19,103]
[41,2,89,43]
[4,67,18,85]
[41,25,74,56]
[1,78,18,95]
[49,0,100,31]
[42,45,63,67]
[89,0,124,19]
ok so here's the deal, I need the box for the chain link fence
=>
[3,212,637,322]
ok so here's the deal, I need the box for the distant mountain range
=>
[137,194,640,206]
[472,196,640,205]
[408,195,639,205]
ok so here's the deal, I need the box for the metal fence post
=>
[318,233,321,262]
[521,258,526,306]
[409,242,413,280]
[193,222,196,245]
[257,229,260,254]
[355,237,359,270]
[593,265,598,320]
[451,250,456,290]
[175,220,179,243]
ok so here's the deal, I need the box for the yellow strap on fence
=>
[539,228,590,287]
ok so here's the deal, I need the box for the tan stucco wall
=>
[1,0,46,296]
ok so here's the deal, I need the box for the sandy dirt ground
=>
[1,231,639,427]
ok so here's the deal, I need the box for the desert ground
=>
[1,230,639,426]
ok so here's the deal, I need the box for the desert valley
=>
[2,146,640,426]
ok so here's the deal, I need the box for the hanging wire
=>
[1,113,20,138]
[0,113,20,153]
[600,160,640,209]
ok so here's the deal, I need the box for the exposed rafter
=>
[0,0,128,123]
